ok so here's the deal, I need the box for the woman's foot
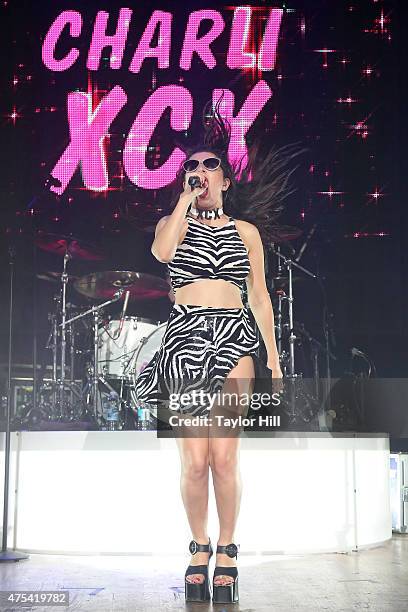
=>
[213,543,237,586]
[185,539,212,584]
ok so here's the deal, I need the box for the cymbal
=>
[270,226,303,243]
[272,275,302,287]
[35,232,105,261]
[73,271,170,301]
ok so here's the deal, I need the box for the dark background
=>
[0,0,406,383]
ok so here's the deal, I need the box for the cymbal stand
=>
[272,249,317,376]
[63,291,124,423]
[271,248,317,422]
[68,319,75,413]
[275,245,284,355]
[58,250,70,416]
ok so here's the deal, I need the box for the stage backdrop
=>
[0,0,405,378]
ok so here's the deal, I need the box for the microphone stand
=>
[295,322,337,404]
[317,278,335,414]
[0,246,29,562]
[0,173,61,563]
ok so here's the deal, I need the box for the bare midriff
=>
[175,279,244,308]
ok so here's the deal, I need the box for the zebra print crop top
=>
[167,216,250,292]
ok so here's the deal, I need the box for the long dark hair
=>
[170,96,307,245]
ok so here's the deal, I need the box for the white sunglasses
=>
[182,157,222,173]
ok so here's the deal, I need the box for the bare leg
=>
[209,355,255,586]
[175,434,211,584]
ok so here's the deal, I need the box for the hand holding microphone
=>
[188,176,202,189]
[179,175,207,205]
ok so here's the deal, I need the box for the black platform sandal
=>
[212,543,240,604]
[184,538,213,602]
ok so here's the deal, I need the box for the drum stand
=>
[46,250,79,420]
[45,306,58,415]
[271,248,317,422]
[63,291,124,424]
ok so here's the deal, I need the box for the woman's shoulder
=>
[155,214,188,230]
[234,219,261,239]
[153,215,170,237]
[233,219,262,254]
[156,214,170,226]
[234,218,256,229]
[154,215,190,243]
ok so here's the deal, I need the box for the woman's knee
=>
[209,451,239,479]
[181,454,209,480]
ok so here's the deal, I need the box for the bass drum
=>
[132,321,167,377]
[98,316,159,380]
[129,322,167,428]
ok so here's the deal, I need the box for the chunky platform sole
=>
[212,576,239,603]
[184,539,213,603]
[212,543,240,604]
[185,577,212,602]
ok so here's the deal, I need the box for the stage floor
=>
[0,535,406,611]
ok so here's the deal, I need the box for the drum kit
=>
[28,232,172,431]
[16,219,336,431]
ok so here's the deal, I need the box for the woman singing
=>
[135,101,303,603]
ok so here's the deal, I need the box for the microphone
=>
[114,290,130,338]
[120,290,130,323]
[295,224,317,262]
[188,175,202,189]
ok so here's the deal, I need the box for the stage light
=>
[8,433,391,555]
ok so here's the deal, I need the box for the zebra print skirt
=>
[133,303,260,418]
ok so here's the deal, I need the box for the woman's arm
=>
[151,183,205,263]
[243,223,283,376]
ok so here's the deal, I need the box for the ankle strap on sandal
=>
[216,543,239,559]
[189,539,212,555]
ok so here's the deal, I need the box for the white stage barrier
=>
[0,431,391,555]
